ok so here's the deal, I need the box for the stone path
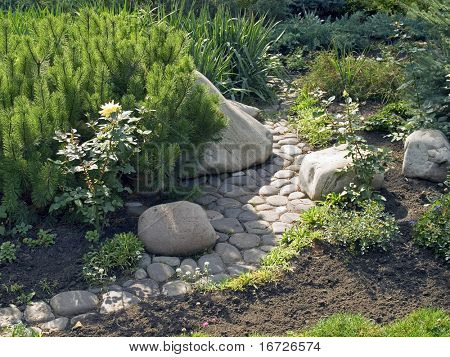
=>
[0,119,317,335]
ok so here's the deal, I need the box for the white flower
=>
[204,262,210,266]
[176,268,182,273]
[99,100,121,118]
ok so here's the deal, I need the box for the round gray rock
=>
[24,301,54,324]
[50,291,99,317]
[0,306,22,328]
[162,281,191,297]
[138,201,217,256]
[40,317,69,332]
[146,263,175,283]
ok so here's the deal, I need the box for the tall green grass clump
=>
[0,8,226,222]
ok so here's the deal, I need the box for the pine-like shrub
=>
[0,9,226,221]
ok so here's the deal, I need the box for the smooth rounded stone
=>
[126,279,160,300]
[280,184,297,196]
[224,207,244,219]
[224,175,258,187]
[24,301,54,324]
[258,210,280,222]
[241,203,257,212]
[50,291,99,317]
[70,312,97,326]
[217,232,229,242]
[287,199,315,213]
[138,254,151,269]
[231,171,245,176]
[272,222,292,234]
[282,145,302,156]
[273,126,289,134]
[125,202,148,217]
[279,138,299,145]
[260,245,276,252]
[272,157,287,167]
[259,185,279,196]
[243,248,266,264]
[211,218,244,234]
[262,234,281,246]
[162,281,191,297]
[238,210,260,222]
[244,220,272,234]
[138,201,216,256]
[247,196,266,205]
[255,203,274,211]
[122,280,135,288]
[194,194,218,206]
[134,268,148,280]
[270,179,290,188]
[206,210,224,221]
[0,306,22,328]
[263,163,282,174]
[210,274,230,284]
[276,152,295,161]
[285,164,301,172]
[275,206,288,215]
[227,264,257,277]
[198,253,225,274]
[288,191,306,200]
[152,256,181,267]
[294,154,306,166]
[219,183,249,198]
[280,212,300,224]
[229,233,261,249]
[266,195,288,206]
[216,197,241,208]
[272,135,284,142]
[107,284,123,292]
[257,168,270,178]
[215,243,243,264]
[272,143,281,149]
[291,176,301,188]
[40,317,69,332]
[179,258,198,275]
[146,263,175,283]
[100,291,140,314]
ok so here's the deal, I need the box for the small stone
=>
[223,208,244,219]
[232,171,245,176]
[100,291,140,314]
[146,263,175,282]
[262,234,280,246]
[244,220,272,234]
[50,291,99,317]
[40,317,69,332]
[0,306,22,328]
[206,210,224,221]
[280,212,300,224]
[138,253,152,269]
[216,233,228,242]
[275,206,288,214]
[278,138,299,145]
[255,204,274,211]
[24,301,54,324]
[211,218,244,234]
[226,264,257,276]
[216,198,241,208]
[70,313,97,326]
[134,268,148,280]
[294,154,306,166]
[274,170,295,179]
[229,233,261,249]
[280,184,297,196]
[282,145,302,156]
[259,185,279,196]
[270,179,290,188]
[287,199,315,213]
[288,191,306,200]
[179,259,198,275]
[107,284,122,292]
[194,194,218,206]
[162,281,191,297]
[272,222,292,234]
[266,195,288,206]
[210,274,230,284]
[125,202,148,217]
[260,245,276,252]
[152,256,181,267]
[258,210,280,222]
[238,210,260,222]
[215,243,243,264]
[243,249,266,264]
[198,253,225,274]
[241,203,256,212]
[247,196,266,205]
[126,279,160,300]
[122,280,135,288]
[225,175,258,187]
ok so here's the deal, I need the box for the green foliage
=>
[284,47,309,73]
[364,101,412,132]
[284,200,399,254]
[85,230,100,244]
[413,193,450,261]
[2,322,42,337]
[50,105,141,232]
[0,9,225,222]
[82,232,144,285]
[0,241,17,263]
[289,89,334,148]
[305,51,404,102]
[23,228,56,248]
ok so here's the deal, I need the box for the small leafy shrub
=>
[50,103,141,232]
[0,241,17,264]
[284,47,309,73]
[82,232,144,285]
[364,101,412,132]
[85,230,100,244]
[289,89,334,148]
[304,51,404,102]
[23,229,56,248]
[413,193,450,261]
[2,323,41,337]
[284,200,399,254]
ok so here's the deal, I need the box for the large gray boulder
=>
[188,72,272,176]
[49,291,98,317]
[138,201,217,256]
[299,144,384,200]
[402,129,450,182]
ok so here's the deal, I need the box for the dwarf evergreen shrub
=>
[0,9,226,221]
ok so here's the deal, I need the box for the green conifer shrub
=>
[0,9,226,222]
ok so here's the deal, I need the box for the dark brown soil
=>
[56,131,449,337]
